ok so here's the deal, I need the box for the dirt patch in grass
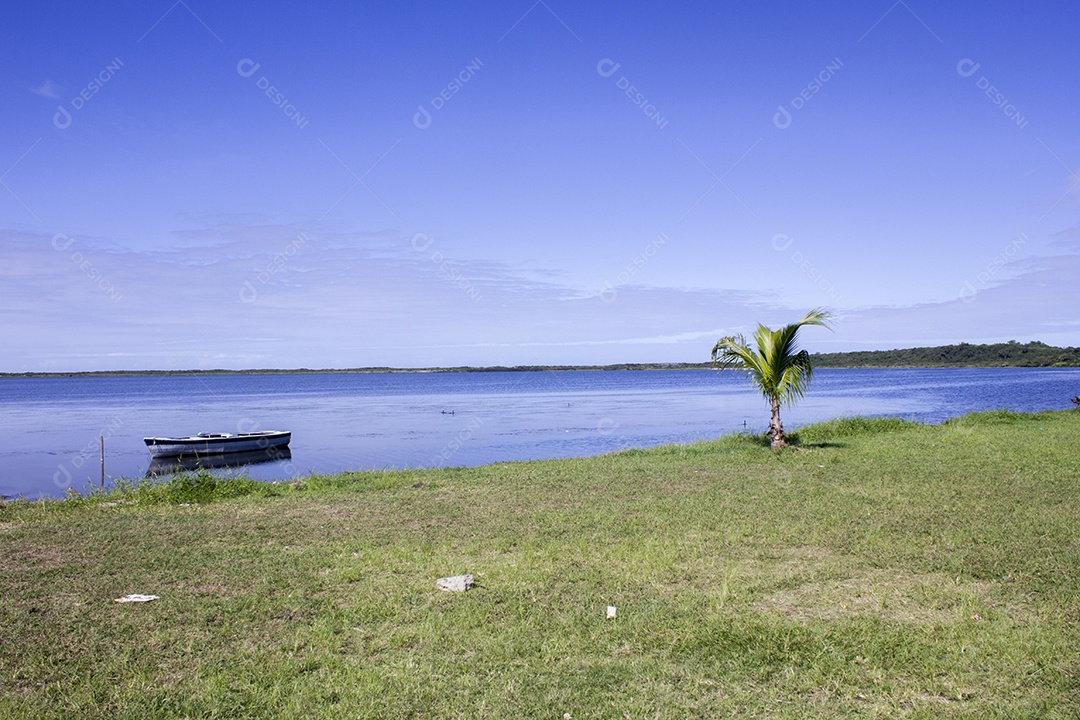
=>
[756,569,1012,624]
[0,544,82,573]
[758,546,839,573]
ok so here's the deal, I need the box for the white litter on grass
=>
[607,605,617,618]
[115,594,159,603]
[436,575,474,592]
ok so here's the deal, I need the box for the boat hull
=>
[143,431,291,458]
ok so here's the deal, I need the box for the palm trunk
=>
[769,397,786,449]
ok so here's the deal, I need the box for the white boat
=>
[143,431,291,458]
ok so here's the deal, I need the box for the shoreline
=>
[8,341,1078,377]
[4,409,1073,505]
[4,362,1080,379]
[4,363,709,378]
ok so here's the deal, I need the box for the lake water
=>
[2,368,1077,500]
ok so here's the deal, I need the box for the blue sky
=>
[2,1,1078,371]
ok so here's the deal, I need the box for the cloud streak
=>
[30,80,62,99]
[5,217,1077,372]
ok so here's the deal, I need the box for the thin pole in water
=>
[100,436,104,487]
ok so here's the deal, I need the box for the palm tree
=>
[712,309,834,449]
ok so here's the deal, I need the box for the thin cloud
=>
[4,217,1078,371]
[30,80,63,99]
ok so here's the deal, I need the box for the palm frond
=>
[711,334,770,395]
[711,310,834,406]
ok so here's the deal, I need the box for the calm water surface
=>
[1,368,1077,500]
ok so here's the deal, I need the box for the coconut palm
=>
[712,308,834,449]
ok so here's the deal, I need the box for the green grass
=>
[1,411,1077,718]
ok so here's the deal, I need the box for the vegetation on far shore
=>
[3,341,1079,378]
[2,410,1077,718]
[811,340,1080,369]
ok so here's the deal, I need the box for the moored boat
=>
[143,430,291,457]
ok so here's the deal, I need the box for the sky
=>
[2,1,1079,372]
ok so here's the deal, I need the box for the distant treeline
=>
[0,362,710,378]
[811,341,1080,368]
[435,362,704,373]
[5,342,1079,378]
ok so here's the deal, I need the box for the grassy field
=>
[1,411,1077,718]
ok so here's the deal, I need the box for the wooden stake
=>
[100,436,105,487]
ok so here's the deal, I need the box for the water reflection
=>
[146,447,292,476]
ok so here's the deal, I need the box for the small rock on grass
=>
[437,575,474,592]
